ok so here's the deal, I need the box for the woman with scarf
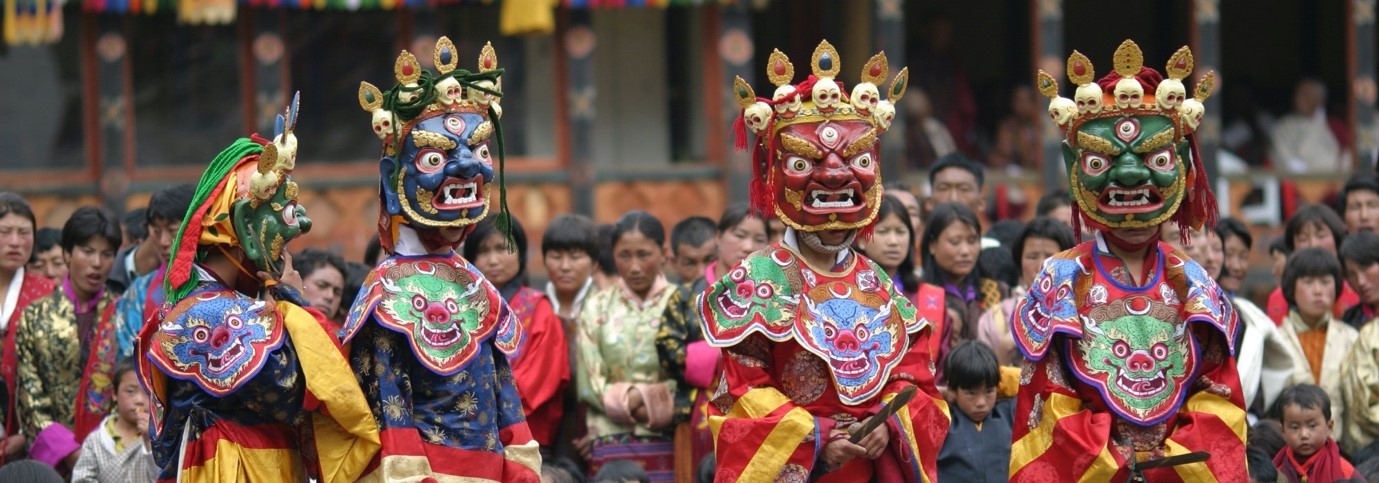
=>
[465,214,569,453]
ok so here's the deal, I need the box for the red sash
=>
[72,302,118,442]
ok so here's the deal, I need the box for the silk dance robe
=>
[700,238,950,483]
[140,265,379,482]
[343,253,540,482]
[1010,235,1246,481]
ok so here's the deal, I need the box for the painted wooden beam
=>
[715,2,753,202]
[1032,0,1065,189]
[1191,0,1222,185]
[557,8,596,216]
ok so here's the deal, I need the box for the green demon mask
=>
[1064,115,1189,231]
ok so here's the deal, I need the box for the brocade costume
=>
[702,238,950,482]
[16,282,118,442]
[346,37,541,482]
[139,99,380,482]
[1342,315,1379,451]
[1012,40,1245,481]
[704,41,949,482]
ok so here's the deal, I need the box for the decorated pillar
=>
[88,14,134,212]
[1352,0,1378,172]
[874,0,905,181]
[558,8,596,216]
[1191,0,1222,183]
[715,2,754,199]
[240,9,291,135]
[1032,0,1064,189]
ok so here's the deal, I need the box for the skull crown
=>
[732,40,910,139]
[358,36,503,153]
[1034,40,1215,137]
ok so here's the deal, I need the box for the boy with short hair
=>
[71,358,154,482]
[1278,248,1359,445]
[1339,175,1379,234]
[15,206,122,473]
[1340,230,1379,328]
[667,216,716,285]
[111,184,195,357]
[1274,383,1356,482]
[937,341,1012,482]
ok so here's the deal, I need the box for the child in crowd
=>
[666,216,716,285]
[937,341,1012,482]
[1278,248,1358,435]
[71,359,154,482]
[1274,384,1356,482]
[1269,204,1360,324]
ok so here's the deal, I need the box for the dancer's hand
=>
[855,416,889,459]
[821,430,866,468]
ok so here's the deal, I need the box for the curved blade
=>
[849,386,916,444]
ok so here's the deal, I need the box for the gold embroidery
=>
[780,133,823,158]
[411,130,457,150]
[840,128,879,158]
[1076,132,1121,155]
[1132,128,1176,154]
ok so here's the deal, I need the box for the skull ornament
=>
[774,85,802,118]
[1155,79,1186,112]
[1075,83,1104,115]
[850,83,880,115]
[744,102,773,134]
[468,80,497,108]
[371,110,396,140]
[1179,99,1205,131]
[1114,77,1144,109]
[812,78,842,112]
[874,101,896,131]
[398,83,422,104]
[435,77,463,107]
[1049,97,1078,126]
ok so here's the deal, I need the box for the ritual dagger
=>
[848,386,916,444]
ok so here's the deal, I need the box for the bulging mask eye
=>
[1146,148,1176,172]
[416,150,446,173]
[1082,153,1111,176]
[850,153,873,170]
[474,144,491,164]
[786,156,812,174]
